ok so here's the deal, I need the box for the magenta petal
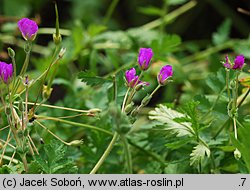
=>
[158,65,173,85]
[18,18,38,40]
[224,55,232,69]
[0,61,13,83]
[233,55,245,69]
[138,48,153,70]
[125,68,136,83]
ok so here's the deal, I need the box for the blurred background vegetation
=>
[1,0,250,173]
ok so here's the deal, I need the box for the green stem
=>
[36,115,112,135]
[142,1,197,30]
[35,120,75,146]
[19,42,32,77]
[90,132,119,174]
[160,0,168,37]
[90,85,131,174]
[150,84,161,97]
[238,88,250,108]
[235,72,239,109]
[212,119,230,139]
[233,117,237,139]
[226,69,231,102]
[11,42,31,98]
[14,101,96,113]
[47,45,61,90]
[112,75,117,103]
[103,0,120,24]
[122,88,130,111]
[128,139,166,166]
[120,135,132,173]
[21,154,28,172]
[126,72,143,106]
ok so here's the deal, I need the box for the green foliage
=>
[0,0,250,174]
[149,104,194,137]
[231,123,250,172]
[151,34,181,59]
[138,6,163,16]
[190,142,210,166]
[212,19,232,46]
[78,70,112,87]
[29,140,78,174]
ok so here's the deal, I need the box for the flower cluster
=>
[0,62,13,83]
[125,48,173,88]
[223,55,245,70]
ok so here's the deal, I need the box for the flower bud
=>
[158,65,173,86]
[138,48,153,71]
[230,80,236,89]
[232,55,245,70]
[0,62,13,84]
[7,47,15,58]
[234,148,241,160]
[17,18,38,41]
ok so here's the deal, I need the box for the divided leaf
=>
[190,142,210,166]
[149,104,194,137]
[29,140,78,174]
[78,70,111,86]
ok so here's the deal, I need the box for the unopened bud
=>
[234,148,241,160]
[230,80,236,89]
[8,47,15,58]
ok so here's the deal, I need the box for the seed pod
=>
[125,102,134,114]
[5,106,11,115]
[68,139,84,146]
[141,94,152,107]
[130,106,139,117]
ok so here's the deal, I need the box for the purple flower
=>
[125,68,149,88]
[0,62,13,83]
[158,65,173,86]
[138,48,153,71]
[233,55,245,70]
[18,18,38,41]
[224,55,232,69]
